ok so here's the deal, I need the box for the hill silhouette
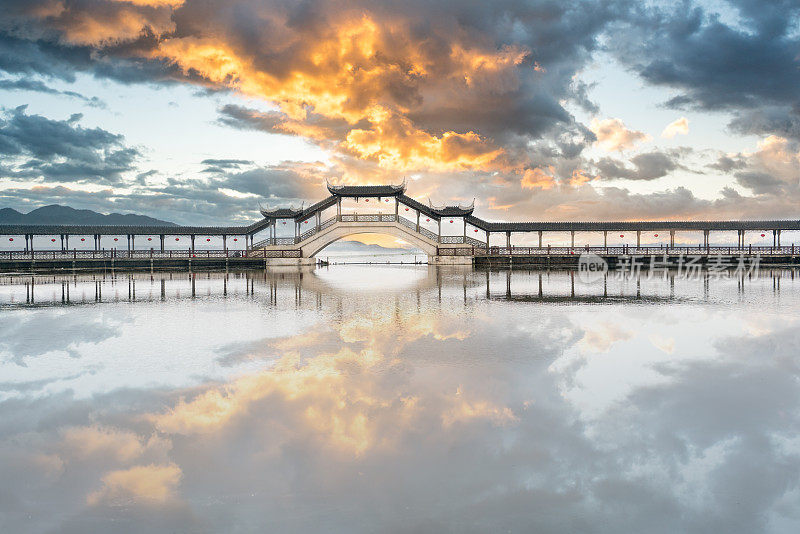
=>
[0,205,176,226]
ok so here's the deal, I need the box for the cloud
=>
[590,118,650,152]
[0,77,106,107]
[594,148,689,181]
[0,0,633,190]
[661,117,689,138]
[0,105,139,183]
[719,136,800,196]
[609,0,800,139]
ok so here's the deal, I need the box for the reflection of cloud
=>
[3,272,800,531]
[87,463,182,505]
[61,425,170,464]
[649,334,675,354]
[579,323,633,353]
[0,310,122,366]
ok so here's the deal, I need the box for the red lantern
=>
[426,218,430,222]
[175,238,180,241]
[147,238,151,241]
[304,221,308,224]
[8,238,13,242]
[51,238,55,242]
[405,208,409,211]
[474,229,478,232]
[450,220,454,223]
[761,233,765,237]
[282,221,286,225]
[81,238,85,241]
[233,238,238,242]
[654,233,658,237]
[619,234,624,238]
[114,238,119,241]
[365,199,369,202]
[385,199,389,202]
[206,238,211,242]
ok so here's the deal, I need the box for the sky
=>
[0,0,799,227]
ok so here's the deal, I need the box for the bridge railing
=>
[437,247,476,256]
[0,249,303,260]
[339,214,398,223]
[483,245,799,256]
[418,226,438,242]
[465,236,487,248]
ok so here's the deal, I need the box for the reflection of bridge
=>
[2,267,797,310]
[2,181,800,267]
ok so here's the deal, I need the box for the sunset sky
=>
[0,0,799,226]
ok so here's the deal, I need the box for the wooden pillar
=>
[437,218,441,242]
[60,234,64,251]
[486,230,490,246]
[778,229,782,247]
[570,231,575,248]
[636,230,641,248]
[670,230,675,247]
[127,234,131,252]
[190,235,195,253]
[130,234,134,251]
[160,235,165,252]
[463,219,467,239]
[416,211,420,232]
[603,231,607,248]
[395,197,399,217]
[538,231,542,248]
[773,230,777,247]
[223,235,227,252]
[337,198,342,219]
[65,234,69,250]
[506,231,511,249]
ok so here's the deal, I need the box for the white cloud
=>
[661,117,690,138]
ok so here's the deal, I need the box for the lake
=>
[1,266,799,533]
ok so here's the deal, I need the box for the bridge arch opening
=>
[301,227,438,259]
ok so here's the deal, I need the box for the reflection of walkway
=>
[0,267,797,310]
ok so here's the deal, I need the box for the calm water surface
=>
[1,266,800,533]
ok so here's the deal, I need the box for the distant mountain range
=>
[323,240,419,254]
[0,205,177,226]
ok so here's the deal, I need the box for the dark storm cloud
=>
[734,171,784,195]
[728,105,800,141]
[200,159,253,168]
[0,105,139,183]
[0,77,106,108]
[593,149,689,181]
[610,0,800,139]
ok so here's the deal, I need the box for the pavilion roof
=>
[326,181,406,197]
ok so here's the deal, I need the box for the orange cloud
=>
[591,118,650,152]
[521,167,556,190]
